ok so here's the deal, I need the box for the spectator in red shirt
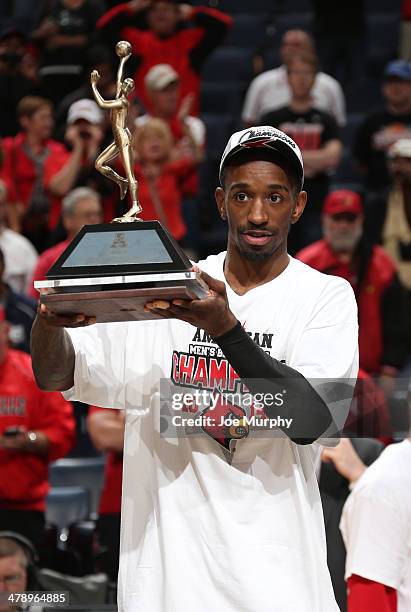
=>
[65,98,105,164]
[136,63,205,194]
[97,0,232,116]
[0,307,75,550]
[87,406,124,581]
[0,96,69,252]
[132,117,201,241]
[136,63,206,250]
[29,186,103,299]
[296,190,410,393]
[44,98,106,233]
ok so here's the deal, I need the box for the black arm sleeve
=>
[214,322,335,445]
[189,8,232,73]
[381,274,411,370]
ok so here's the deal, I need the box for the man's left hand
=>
[144,269,238,338]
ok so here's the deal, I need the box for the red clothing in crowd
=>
[168,117,204,196]
[0,349,75,511]
[402,0,411,20]
[137,113,206,196]
[97,3,232,115]
[345,369,392,443]
[28,239,71,299]
[88,407,122,516]
[296,240,398,374]
[1,133,70,230]
[135,158,196,240]
[347,575,397,612]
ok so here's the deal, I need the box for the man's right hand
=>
[38,303,96,328]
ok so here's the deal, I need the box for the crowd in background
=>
[0,0,411,610]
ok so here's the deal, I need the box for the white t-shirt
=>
[340,440,411,612]
[0,228,38,295]
[64,254,358,612]
[242,65,346,127]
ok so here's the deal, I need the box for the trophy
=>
[34,41,208,322]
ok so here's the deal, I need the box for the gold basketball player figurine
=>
[91,40,142,222]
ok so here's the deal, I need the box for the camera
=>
[79,129,91,140]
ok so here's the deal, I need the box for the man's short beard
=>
[236,226,283,262]
[238,249,274,261]
[328,231,362,253]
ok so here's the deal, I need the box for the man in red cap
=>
[297,189,410,393]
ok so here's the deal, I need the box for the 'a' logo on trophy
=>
[110,232,128,250]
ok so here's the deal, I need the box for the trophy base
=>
[36,273,208,322]
[34,219,208,322]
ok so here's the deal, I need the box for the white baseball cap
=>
[388,138,411,159]
[219,126,304,189]
[67,99,103,125]
[144,64,179,92]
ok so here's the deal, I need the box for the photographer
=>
[51,98,105,192]
[44,98,108,238]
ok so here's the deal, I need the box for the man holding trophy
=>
[31,42,358,612]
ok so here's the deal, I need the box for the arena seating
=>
[202,46,254,84]
[49,456,106,519]
[46,487,90,536]
[225,14,268,47]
